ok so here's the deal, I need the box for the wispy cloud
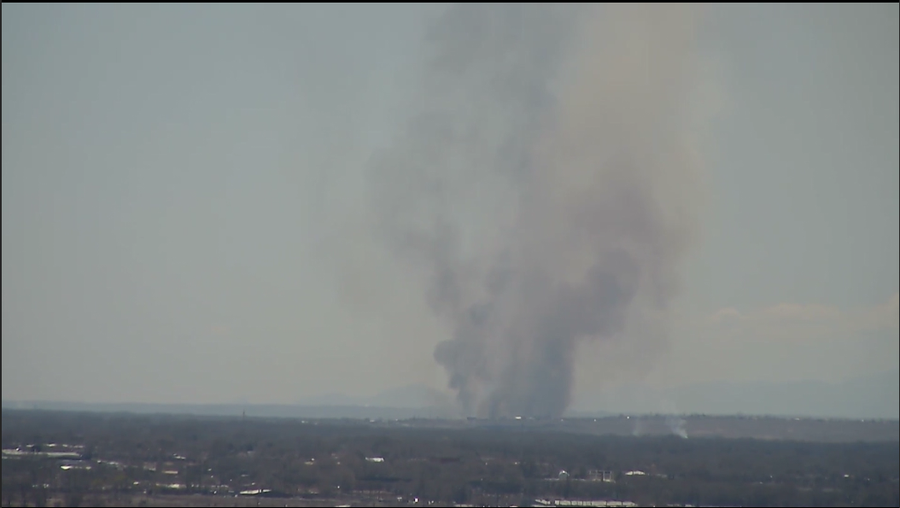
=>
[701,292,899,341]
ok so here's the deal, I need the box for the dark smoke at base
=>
[368,4,708,418]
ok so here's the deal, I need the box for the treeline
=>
[2,410,898,507]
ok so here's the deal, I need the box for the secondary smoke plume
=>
[368,4,708,418]
[665,415,689,439]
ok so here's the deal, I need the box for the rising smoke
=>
[665,414,689,439]
[367,4,709,418]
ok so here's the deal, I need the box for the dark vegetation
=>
[2,410,898,507]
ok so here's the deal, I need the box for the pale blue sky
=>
[2,4,897,411]
[690,3,898,312]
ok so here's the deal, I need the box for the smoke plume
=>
[367,4,709,418]
[665,414,689,439]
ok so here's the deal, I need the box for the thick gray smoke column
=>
[368,4,707,418]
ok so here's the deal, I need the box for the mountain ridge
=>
[4,371,897,420]
[572,369,900,420]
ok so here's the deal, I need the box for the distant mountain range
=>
[3,371,897,420]
[0,385,459,421]
[571,370,900,420]
[293,384,455,409]
[0,401,454,421]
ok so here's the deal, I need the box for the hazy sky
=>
[3,4,897,410]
